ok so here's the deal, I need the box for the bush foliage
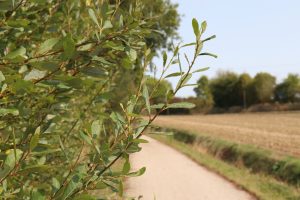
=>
[0,0,215,198]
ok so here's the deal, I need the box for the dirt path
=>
[126,136,254,200]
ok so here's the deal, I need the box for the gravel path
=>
[126,136,255,200]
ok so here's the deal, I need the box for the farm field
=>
[153,112,300,157]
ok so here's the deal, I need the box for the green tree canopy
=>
[236,73,253,108]
[194,75,213,106]
[253,72,276,103]
[275,74,300,103]
[209,71,240,108]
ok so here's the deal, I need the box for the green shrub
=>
[0,1,216,197]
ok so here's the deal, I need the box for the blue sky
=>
[154,0,300,97]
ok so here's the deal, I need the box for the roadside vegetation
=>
[151,132,300,200]
[0,0,217,198]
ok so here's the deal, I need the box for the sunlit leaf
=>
[192,18,200,37]
[37,38,59,55]
[88,8,100,28]
[30,127,41,151]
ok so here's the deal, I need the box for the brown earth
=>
[153,112,300,157]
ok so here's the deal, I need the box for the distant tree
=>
[194,76,213,104]
[236,73,253,108]
[209,71,240,108]
[275,74,300,103]
[119,0,180,51]
[145,76,173,104]
[253,72,276,103]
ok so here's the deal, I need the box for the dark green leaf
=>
[202,35,216,43]
[62,35,76,60]
[199,52,218,58]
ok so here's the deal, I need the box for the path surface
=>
[126,136,254,200]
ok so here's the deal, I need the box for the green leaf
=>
[18,165,51,174]
[88,8,100,28]
[192,67,210,73]
[201,21,207,34]
[7,19,30,28]
[80,131,92,145]
[37,38,59,55]
[202,35,216,43]
[81,67,106,78]
[91,120,101,137]
[60,174,83,200]
[192,18,200,37]
[30,61,58,71]
[0,108,19,117]
[127,167,146,177]
[142,85,151,114]
[165,72,184,78]
[175,73,192,91]
[163,51,167,67]
[31,190,46,200]
[0,71,5,82]
[62,35,76,60]
[0,149,23,178]
[122,159,130,174]
[103,20,113,29]
[181,42,196,48]
[128,49,137,62]
[30,127,41,151]
[199,52,218,58]
[65,78,83,89]
[168,102,195,109]
[4,47,26,60]
[150,103,165,109]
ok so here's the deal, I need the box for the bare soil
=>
[153,112,300,157]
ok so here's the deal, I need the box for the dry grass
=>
[153,112,300,157]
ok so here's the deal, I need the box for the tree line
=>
[194,71,300,109]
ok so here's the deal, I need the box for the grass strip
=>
[151,134,300,200]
